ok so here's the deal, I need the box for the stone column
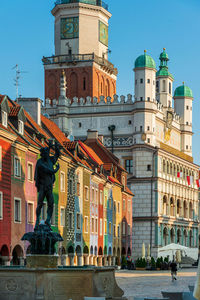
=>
[61,255,67,266]
[98,256,103,267]
[103,255,108,266]
[1,256,10,266]
[112,256,116,266]
[69,254,74,266]
[19,257,25,266]
[89,255,93,265]
[84,255,89,266]
[108,256,112,266]
[93,256,97,266]
[77,255,83,266]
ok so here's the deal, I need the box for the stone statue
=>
[34,141,60,229]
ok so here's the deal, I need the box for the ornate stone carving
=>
[6,279,18,292]
[104,136,133,147]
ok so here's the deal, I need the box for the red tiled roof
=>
[108,176,121,185]
[9,106,21,117]
[78,141,103,166]
[125,186,134,196]
[64,141,77,150]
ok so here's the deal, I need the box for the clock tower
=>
[43,0,117,101]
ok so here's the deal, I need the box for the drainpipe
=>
[150,147,158,256]
[108,125,116,153]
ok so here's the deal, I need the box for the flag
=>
[196,179,200,188]
[177,172,183,178]
[187,176,193,186]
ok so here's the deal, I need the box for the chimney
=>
[87,130,98,140]
[18,98,42,126]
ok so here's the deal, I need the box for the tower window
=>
[83,77,86,91]
[140,126,143,132]
[135,127,137,132]
[101,82,103,94]
[169,82,172,94]
[128,120,132,125]
[147,97,150,101]
[79,122,82,128]
[140,78,143,84]
[186,122,189,125]
[147,79,150,84]
[125,159,133,174]
[134,138,136,144]
[147,138,150,143]
[162,80,166,92]
[140,97,143,101]
[156,81,159,92]
[186,106,189,110]
[186,145,188,150]
[147,126,150,131]
[147,165,151,171]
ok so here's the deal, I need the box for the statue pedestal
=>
[26,255,59,268]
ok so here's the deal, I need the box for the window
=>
[95,218,98,234]
[92,188,95,203]
[109,198,112,209]
[117,225,120,237]
[117,202,120,213]
[140,97,143,101]
[186,106,189,110]
[147,138,150,143]
[122,176,125,187]
[95,190,98,204]
[114,200,116,212]
[153,80,155,85]
[83,77,86,91]
[18,120,24,135]
[27,202,34,224]
[68,212,73,229]
[14,198,21,223]
[77,179,80,196]
[134,138,136,144]
[100,218,103,236]
[156,81,159,93]
[109,222,112,234]
[186,122,189,125]
[79,122,82,128]
[113,224,116,237]
[84,216,88,233]
[100,190,103,205]
[85,186,89,200]
[69,179,73,194]
[60,207,65,226]
[14,157,21,178]
[128,224,131,236]
[0,192,3,219]
[92,217,94,233]
[2,111,7,127]
[51,204,55,226]
[162,80,166,92]
[27,163,33,182]
[147,97,150,101]
[186,145,188,150]
[122,221,126,235]
[147,126,150,131]
[125,159,133,174]
[140,126,143,132]
[147,164,151,171]
[77,213,81,230]
[0,146,2,170]
[123,199,126,210]
[147,79,150,84]
[104,219,107,234]
[169,82,172,94]
[140,78,143,84]
[60,172,65,192]
[128,120,132,125]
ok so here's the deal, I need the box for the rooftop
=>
[54,0,108,11]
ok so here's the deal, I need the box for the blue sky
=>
[0,0,200,163]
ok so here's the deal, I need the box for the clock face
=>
[99,21,108,46]
[61,17,79,39]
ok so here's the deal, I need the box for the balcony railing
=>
[42,53,117,75]
[54,0,108,11]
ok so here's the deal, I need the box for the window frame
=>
[18,120,24,135]
[14,197,21,223]
[27,201,34,224]
[2,111,7,127]
[76,212,81,230]
[84,216,88,233]
[60,206,65,227]
[60,171,65,192]
[68,211,73,229]
[85,186,89,201]
[14,156,21,178]
[27,162,33,182]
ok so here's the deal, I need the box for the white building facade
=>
[42,1,199,259]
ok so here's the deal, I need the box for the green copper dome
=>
[174,84,193,98]
[135,51,156,69]
[156,48,174,79]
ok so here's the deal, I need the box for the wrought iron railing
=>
[42,53,117,75]
[54,0,108,11]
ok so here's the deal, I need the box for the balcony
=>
[54,0,108,11]
[42,53,118,75]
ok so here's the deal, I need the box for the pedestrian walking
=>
[170,260,177,282]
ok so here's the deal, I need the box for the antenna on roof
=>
[12,64,28,101]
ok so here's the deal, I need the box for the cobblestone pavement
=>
[115,268,197,300]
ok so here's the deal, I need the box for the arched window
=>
[189,230,193,247]
[189,202,193,219]
[83,77,86,91]
[177,199,181,217]
[177,229,181,244]
[70,72,78,98]
[162,80,166,92]
[163,227,168,246]
[183,201,188,218]
[184,229,188,247]
[170,228,175,243]
[170,163,173,175]
[167,161,169,174]
[169,82,172,95]
[170,197,175,216]
[163,196,168,215]
[163,160,166,173]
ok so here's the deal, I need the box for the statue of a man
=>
[34,141,60,229]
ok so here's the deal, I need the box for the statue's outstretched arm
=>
[51,143,61,165]
[40,161,59,175]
